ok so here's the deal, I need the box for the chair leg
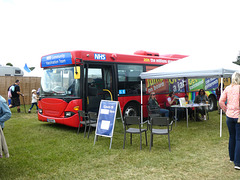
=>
[151,134,153,147]
[77,122,81,134]
[123,132,126,149]
[145,131,148,146]
[130,134,132,145]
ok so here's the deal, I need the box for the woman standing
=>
[219,72,240,170]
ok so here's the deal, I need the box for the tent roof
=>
[140,56,240,79]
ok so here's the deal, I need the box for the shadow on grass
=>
[39,122,79,133]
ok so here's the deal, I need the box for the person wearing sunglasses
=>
[148,92,169,117]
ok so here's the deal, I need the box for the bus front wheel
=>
[123,102,140,117]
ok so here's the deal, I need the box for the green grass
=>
[0,106,239,179]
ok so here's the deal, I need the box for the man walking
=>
[8,80,24,113]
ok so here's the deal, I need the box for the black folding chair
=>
[123,116,148,150]
[149,117,173,151]
[87,112,98,139]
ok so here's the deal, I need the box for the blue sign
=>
[41,52,72,67]
[94,53,106,60]
[96,100,118,137]
[205,78,218,90]
[119,89,126,95]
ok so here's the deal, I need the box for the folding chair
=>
[77,110,92,138]
[149,117,173,151]
[123,116,148,150]
[87,112,98,139]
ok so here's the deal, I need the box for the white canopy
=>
[140,55,240,137]
[140,55,240,79]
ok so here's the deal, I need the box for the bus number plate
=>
[47,119,55,123]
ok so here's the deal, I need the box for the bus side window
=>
[117,64,143,95]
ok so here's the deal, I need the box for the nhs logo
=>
[94,53,106,60]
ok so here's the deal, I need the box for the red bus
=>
[38,50,187,127]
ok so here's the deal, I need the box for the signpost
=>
[94,100,123,149]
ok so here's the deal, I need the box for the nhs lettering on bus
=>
[94,53,106,60]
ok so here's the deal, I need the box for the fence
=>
[0,76,41,105]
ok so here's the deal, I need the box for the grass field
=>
[0,106,239,179]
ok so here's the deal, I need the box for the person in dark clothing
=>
[194,89,208,120]
[216,83,224,113]
[8,80,24,113]
[148,92,169,117]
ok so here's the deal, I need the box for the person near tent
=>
[8,80,24,113]
[194,89,208,121]
[148,92,169,117]
[165,92,183,120]
[219,72,240,170]
[216,83,224,113]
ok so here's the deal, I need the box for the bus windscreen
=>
[40,67,81,98]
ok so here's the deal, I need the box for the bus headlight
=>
[39,109,43,114]
[65,111,75,117]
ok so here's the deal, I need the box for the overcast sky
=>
[1,0,240,75]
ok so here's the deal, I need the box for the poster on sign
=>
[94,100,122,149]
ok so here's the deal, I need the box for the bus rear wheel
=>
[208,95,217,111]
[123,102,140,117]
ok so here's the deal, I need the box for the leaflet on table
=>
[189,103,205,107]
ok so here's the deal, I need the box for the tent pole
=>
[141,80,143,125]
[184,77,187,94]
[220,77,223,137]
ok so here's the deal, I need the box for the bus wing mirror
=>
[74,66,80,79]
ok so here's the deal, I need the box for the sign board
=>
[179,97,187,107]
[94,100,122,149]
[41,52,72,68]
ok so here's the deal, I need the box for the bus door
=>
[85,64,115,112]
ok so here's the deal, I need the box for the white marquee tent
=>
[140,55,240,137]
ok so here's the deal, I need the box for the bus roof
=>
[41,50,188,68]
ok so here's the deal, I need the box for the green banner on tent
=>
[188,79,205,91]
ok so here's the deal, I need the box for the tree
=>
[29,67,35,71]
[6,63,13,66]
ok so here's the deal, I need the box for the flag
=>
[24,63,31,73]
